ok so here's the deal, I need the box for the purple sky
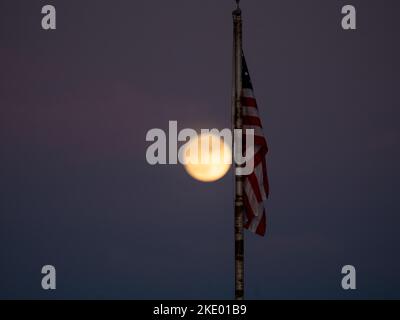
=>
[1,0,400,299]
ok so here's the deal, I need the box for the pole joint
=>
[233,0,241,16]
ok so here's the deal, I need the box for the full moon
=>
[183,133,231,182]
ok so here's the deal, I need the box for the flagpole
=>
[232,0,244,301]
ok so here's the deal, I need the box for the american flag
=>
[241,53,269,236]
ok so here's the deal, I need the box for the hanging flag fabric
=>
[241,53,269,236]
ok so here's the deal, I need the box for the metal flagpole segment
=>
[235,0,241,9]
[232,3,244,301]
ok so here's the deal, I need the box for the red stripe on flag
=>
[247,172,263,202]
[243,194,255,229]
[243,116,262,127]
[255,211,267,236]
[241,97,257,108]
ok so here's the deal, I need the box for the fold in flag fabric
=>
[241,53,269,236]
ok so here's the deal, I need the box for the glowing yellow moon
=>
[183,133,231,182]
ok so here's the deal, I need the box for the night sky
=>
[1,0,400,299]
